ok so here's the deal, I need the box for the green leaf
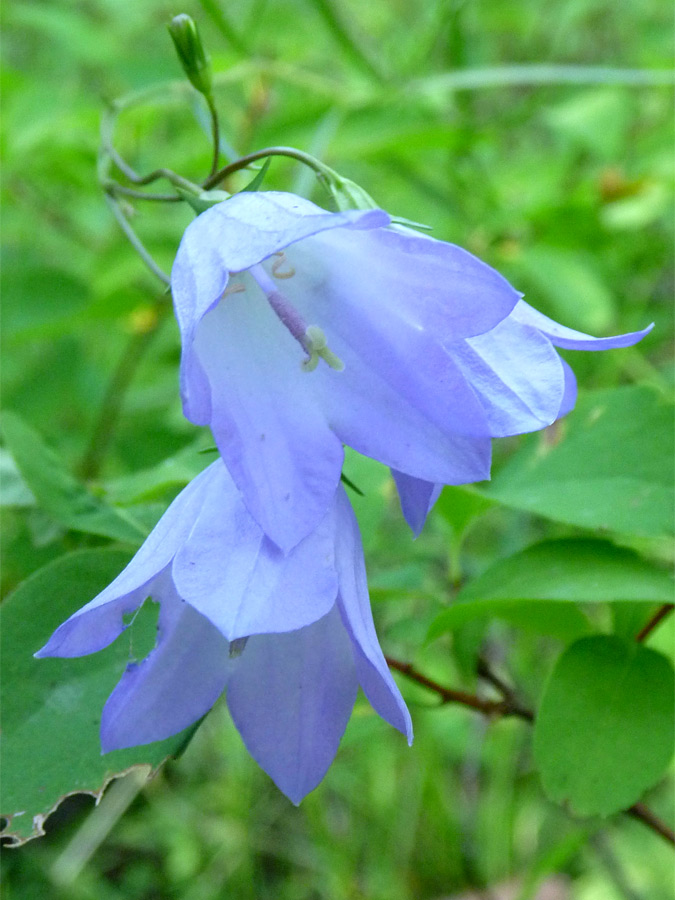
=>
[484,387,674,538]
[0,448,36,508]
[2,411,147,544]
[429,600,591,643]
[428,538,673,643]
[0,549,194,846]
[534,635,675,817]
[435,485,494,538]
[240,157,272,193]
[103,442,209,505]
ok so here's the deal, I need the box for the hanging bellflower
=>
[171,191,652,550]
[36,460,412,804]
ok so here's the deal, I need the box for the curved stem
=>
[104,195,171,285]
[203,146,333,190]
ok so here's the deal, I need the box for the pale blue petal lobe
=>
[193,277,344,552]
[451,318,565,436]
[334,489,413,742]
[511,300,654,350]
[171,192,388,339]
[35,465,217,658]
[172,463,338,639]
[558,358,578,418]
[101,591,230,752]
[226,605,358,804]
[301,227,520,341]
[391,470,443,537]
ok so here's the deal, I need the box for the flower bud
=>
[168,14,213,96]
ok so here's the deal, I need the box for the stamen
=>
[223,282,246,297]
[248,263,345,373]
[272,252,296,280]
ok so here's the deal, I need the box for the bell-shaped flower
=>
[172,191,651,550]
[390,296,654,534]
[36,460,412,804]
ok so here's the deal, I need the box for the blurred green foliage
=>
[1,0,673,897]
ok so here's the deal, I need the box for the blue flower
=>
[172,191,652,549]
[36,460,411,804]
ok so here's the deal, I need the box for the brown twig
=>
[385,657,534,721]
[627,802,675,846]
[636,604,675,643]
[386,654,673,847]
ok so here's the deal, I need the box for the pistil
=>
[248,263,344,372]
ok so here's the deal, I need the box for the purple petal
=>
[511,300,654,350]
[172,191,388,345]
[101,587,230,752]
[558,358,578,418]
[391,470,443,537]
[172,463,338,640]
[35,465,218,658]
[191,277,344,552]
[226,605,358,804]
[334,489,413,742]
[449,317,566,436]
[297,226,520,342]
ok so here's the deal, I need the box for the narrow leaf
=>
[2,411,146,544]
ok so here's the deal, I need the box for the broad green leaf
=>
[484,387,674,538]
[534,635,675,817]
[443,539,673,606]
[0,550,195,845]
[428,538,673,642]
[429,600,591,643]
[103,442,210,505]
[2,411,147,544]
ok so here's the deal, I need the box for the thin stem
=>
[203,146,331,190]
[205,93,221,179]
[79,299,170,481]
[385,657,534,720]
[627,803,675,846]
[386,655,674,847]
[105,183,182,202]
[104,195,171,285]
[636,604,675,642]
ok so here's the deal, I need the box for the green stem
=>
[104,194,171,285]
[203,145,335,190]
[79,299,170,481]
[105,183,182,202]
[205,93,221,179]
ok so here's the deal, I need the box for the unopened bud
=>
[168,14,213,96]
